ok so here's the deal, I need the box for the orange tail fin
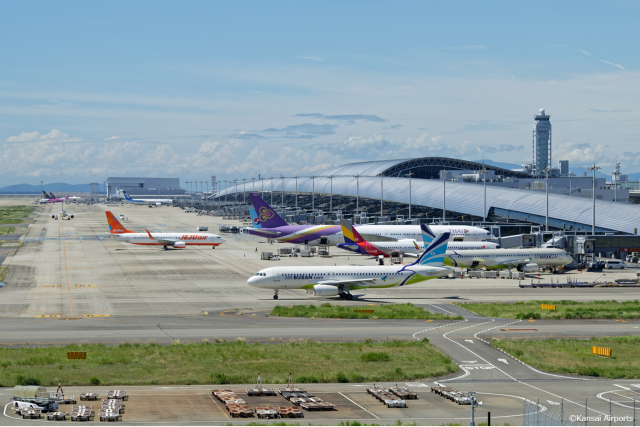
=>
[105,211,134,234]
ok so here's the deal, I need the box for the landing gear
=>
[273,290,279,300]
[212,246,216,250]
[346,294,353,300]
[339,292,353,300]
[163,245,168,250]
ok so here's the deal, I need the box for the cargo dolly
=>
[98,409,123,422]
[79,393,99,401]
[431,386,472,405]
[46,411,69,421]
[70,405,95,421]
[277,406,304,418]
[21,408,43,419]
[58,395,77,405]
[101,400,125,414]
[107,390,128,401]
[366,387,407,408]
[254,406,278,419]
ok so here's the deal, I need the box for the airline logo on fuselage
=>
[450,228,469,234]
[180,235,208,240]
[258,207,275,222]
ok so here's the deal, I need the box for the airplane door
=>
[272,269,280,281]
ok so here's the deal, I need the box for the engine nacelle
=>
[172,241,186,249]
[519,263,539,273]
[156,202,161,207]
[51,215,55,219]
[312,284,340,297]
[70,215,74,219]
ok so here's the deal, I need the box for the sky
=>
[1,0,639,188]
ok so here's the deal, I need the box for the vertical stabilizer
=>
[410,232,450,266]
[420,224,437,244]
[249,208,262,228]
[248,193,288,228]
[105,211,134,234]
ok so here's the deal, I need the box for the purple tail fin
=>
[248,193,289,228]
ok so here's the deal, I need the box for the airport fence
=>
[523,398,572,426]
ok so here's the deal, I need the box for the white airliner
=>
[248,232,453,300]
[448,248,573,272]
[122,190,172,206]
[339,221,500,257]
[106,211,225,250]
[356,224,490,242]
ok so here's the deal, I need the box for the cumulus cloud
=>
[38,129,82,142]
[601,60,624,70]
[6,131,40,142]
[104,136,121,140]
[478,144,524,153]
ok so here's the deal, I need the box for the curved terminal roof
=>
[220,176,640,234]
[322,157,537,179]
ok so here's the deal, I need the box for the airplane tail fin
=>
[249,208,262,228]
[48,192,56,198]
[42,191,51,199]
[248,193,288,228]
[420,223,437,244]
[122,190,132,201]
[410,232,450,266]
[105,211,134,234]
[339,219,357,244]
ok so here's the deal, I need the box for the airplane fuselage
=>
[448,248,573,268]
[339,239,500,256]
[114,233,224,246]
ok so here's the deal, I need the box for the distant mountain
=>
[0,183,93,194]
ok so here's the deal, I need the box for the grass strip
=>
[0,227,16,235]
[271,303,463,320]
[0,340,457,387]
[493,336,640,378]
[458,300,640,319]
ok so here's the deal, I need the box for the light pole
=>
[280,175,284,207]
[380,176,383,217]
[169,181,171,198]
[439,170,447,223]
[40,181,43,198]
[542,167,552,231]
[233,179,238,204]
[328,175,334,214]
[587,163,601,235]
[355,174,360,215]
[158,182,161,197]
[311,175,315,211]
[294,175,298,210]
[405,172,414,220]
[251,177,256,192]
[269,177,274,205]
[480,161,488,222]
[242,178,247,203]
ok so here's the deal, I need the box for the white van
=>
[605,260,626,269]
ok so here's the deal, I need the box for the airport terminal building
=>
[107,177,184,198]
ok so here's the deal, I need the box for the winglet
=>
[145,229,155,240]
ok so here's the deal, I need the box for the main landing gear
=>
[339,292,353,300]
[163,245,168,250]
[273,290,279,300]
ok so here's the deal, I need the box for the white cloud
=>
[6,131,40,142]
[38,129,82,142]
[601,60,624,70]
[104,136,121,140]
[579,49,591,56]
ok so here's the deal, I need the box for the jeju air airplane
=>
[246,193,491,245]
[105,211,225,250]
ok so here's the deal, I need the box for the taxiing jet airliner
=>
[248,232,452,300]
[105,211,225,249]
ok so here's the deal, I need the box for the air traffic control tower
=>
[532,108,552,175]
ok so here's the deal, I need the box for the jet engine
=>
[312,284,340,297]
[518,263,539,272]
[172,242,186,249]
[70,215,74,219]
[156,202,161,207]
[51,215,55,219]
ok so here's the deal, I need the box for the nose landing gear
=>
[273,290,279,300]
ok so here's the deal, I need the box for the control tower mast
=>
[533,108,551,175]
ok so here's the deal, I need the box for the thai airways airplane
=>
[105,211,225,250]
[246,193,490,245]
[339,222,500,257]
[248,232,453,300]
[122,190,172,206]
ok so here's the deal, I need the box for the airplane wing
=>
[145,229,178,245]
[483,258,532,267]
[316,278,379,287]
[252,229,282,237]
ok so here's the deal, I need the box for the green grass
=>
[493,336,640,378]
[0,340,458,387]
[271,303,463,320]
[0,206,35,225]
[0,227,16,235]
[458,300,640,319]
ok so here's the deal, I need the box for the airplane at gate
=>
[248,232,453,300]
[122,190,172,206]
[105,211,225,249]
[246,193,490,245]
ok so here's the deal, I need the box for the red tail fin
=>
[351,225,368,244]
[105,211,133,234]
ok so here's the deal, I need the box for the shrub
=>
[16,375,41,386]
[89,377,100,386]
[336,372,348,383]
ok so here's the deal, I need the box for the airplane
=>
[38,191,54,204]
[47,195,69,204]
[248,232,452,300]
[249,207,262,228]
[246,192,491,245]
[338,222,501,257]
[447,247,573,272]
[122,190,173,207]
[105,211,225,249]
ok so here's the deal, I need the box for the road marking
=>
[73,285,96,288]
[498,358,509,364]
[41,285,62,288]
[614,384,632,390]
[339,392,380,419]
[464,339,474,343]
[61,219,73,315]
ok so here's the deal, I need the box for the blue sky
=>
[1,0,639,186]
